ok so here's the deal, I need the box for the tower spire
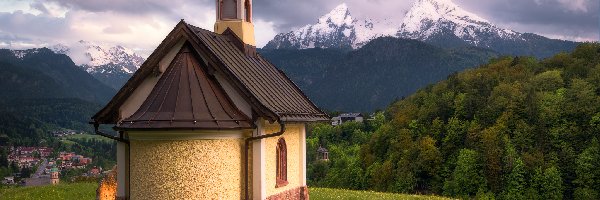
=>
[214,0,256,46]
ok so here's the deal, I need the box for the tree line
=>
[306,43,600,200]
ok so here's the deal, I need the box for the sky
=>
[0,0,598,57]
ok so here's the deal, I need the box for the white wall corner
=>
[300,124,307,186]
[116,141,130,197]
[252,120,266,200]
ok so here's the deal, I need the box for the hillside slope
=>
[307,43,600,199]
[261,37,498,112]
[0,48,114,145]
[0,48,115,104]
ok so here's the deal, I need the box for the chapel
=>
[91,0,328,199]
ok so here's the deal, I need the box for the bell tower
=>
[215,0,256,46]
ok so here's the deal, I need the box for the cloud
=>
[253,0,409,31]
[102,24,132,34]
[45,0,209,15]
[254,19,277,47]
[534,0,591,13]
[30,1,68,17]
[557,0,590,13]
[0,10,71,42]
[456,0,599,41]
[0,0,597,54]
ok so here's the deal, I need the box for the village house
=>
[59,152,76,161]
[89,166,102,177]
[91,1,328,199]
[17,156,36,168]
[8,146,54,168]
[7,154,16,164]
[37,148,53,157]
[317,146,329,161]
[2,176,15,185]
[331,113,364,126]
[17,147,36,155]
[51,129,79,137]
[55,152,92,170]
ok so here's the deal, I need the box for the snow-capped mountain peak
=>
[398,0,520,46]
[318,3,353,26]
[401,0,488,33]
[50,41,145,74]
[266,0,539,51]
[264,3,397,49]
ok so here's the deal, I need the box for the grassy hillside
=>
[0,183,97,200]
[310,188,451,200]
[0,184,450,200]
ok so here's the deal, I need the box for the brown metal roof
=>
[115,45,253,130]
[92,20,328,126]
[185,23,329,122]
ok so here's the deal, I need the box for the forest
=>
[306,43,600,200]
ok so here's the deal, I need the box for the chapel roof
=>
[92,20,328,128]
[115,45,253,130]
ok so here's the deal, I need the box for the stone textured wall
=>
[129,139,243,199]
[265,124,302,197]
[266,186,310,200]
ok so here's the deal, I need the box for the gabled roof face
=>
[92,20,328,125]
[185,23,328,122]
[116,45,253,130]
[317,147,329,153]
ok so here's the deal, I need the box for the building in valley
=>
[50,167,59,185]
[91,0,328,199]
[331,113,364,126]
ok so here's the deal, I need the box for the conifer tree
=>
[443,149,486,198]
[502,141,525,200]
[542,167,563,200]
[573,139,600,200]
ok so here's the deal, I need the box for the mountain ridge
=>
[264,3,397,50]
[49,41,145,89]
[261,36,499,112]
[264,0,578,58]
[0,48,116,104]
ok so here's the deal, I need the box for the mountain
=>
[264,3,397,50]
[261,37,499,112]
[397,0,578,58]
[50,41,145,89]
[0,48,116,104]
[265,0,578,58]
[398,0,515,45]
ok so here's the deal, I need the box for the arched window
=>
[220,0,237,20]
[276,138,288,187]
[244,0,252,23]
